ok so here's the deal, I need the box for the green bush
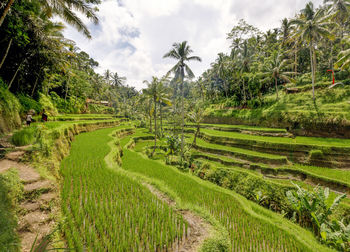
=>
[309,149,324,160]
[11,126,37,146]
[17,94,42,113]
[0,169,23,251]
[39,93,58,116]
[0,83,22,134]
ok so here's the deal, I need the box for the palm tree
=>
[143,77,170,155]
[281,18,292,46]
[261,52,296,99]
[163,41,201,159]
[335,37,350,70]
[112,72,126,88]
[325,0,350,38]
[290,2,335,100]
[0,0,98,38]
[188,105,204,146]
[212,53,230,97]
[157,78,172,137]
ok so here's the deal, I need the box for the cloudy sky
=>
[63,0,322,90]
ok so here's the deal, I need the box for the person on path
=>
[41,109,48,122]
[26,113,33,126]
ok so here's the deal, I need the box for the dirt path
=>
[144,184,211,252]
[0,136,57,252]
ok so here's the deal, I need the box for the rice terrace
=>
[1,0,350,251]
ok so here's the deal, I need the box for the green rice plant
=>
[120,132,332,252]
[60,127,187,251]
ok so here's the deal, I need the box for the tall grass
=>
[11,126,37,146]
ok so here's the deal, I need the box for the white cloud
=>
[63,0,323,90]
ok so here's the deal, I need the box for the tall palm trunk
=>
[294,43,298,78]
[153,96,157,155]
[8,60,23,90]
[160,103,163,137]
[65,74,70,103]
[309,41,315,100]
[180,65,185,161]
[275,77,279,100]
[0,38,12,69]
[31,75,39,97]
[0,0,15,27]
[149,99,152,132]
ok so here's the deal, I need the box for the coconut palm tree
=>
[335,37,350,70]
[143,77,171,154]
[112,72,126,88]
[188,105,204,146]
[324,0,350,38]
[261,52,296,99]
[0,0,98,38]
[163,41,201,159]
[290,2,335,100]
[281,18,292,46]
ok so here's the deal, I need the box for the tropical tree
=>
[261,51,296,99]
[188,105,204,146]
[112,72,126,88]
[143,77,160,155]
[335,37,350,70]
[324,0,350,39]
[290,2,335,100]
[163,41,201,159]
[1,0,99,38]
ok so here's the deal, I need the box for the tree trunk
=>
[31,75,38,97]
[309,42,315,100]
[8,60,23,90]
[153,96,157,155]
[149,99,152,132]
[275,77,279,100]
[294,43,298,78]
[180,66,185,161]
[242,79,246,105]
[330,41,334,71]
[0,38,12,69]
[160,103,163,138]
[192,125,200,146]
[0,0,15,27]
[65,75,70,102]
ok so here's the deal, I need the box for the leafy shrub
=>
[39,93,58,116]
[0,84,22,134]
[166,135,180,155]
[11,126,37,146]
[17,94,42,113]
[286,184,347,250]
[0,169,23,251]
[309,149,324,160]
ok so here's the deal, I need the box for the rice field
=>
[60,127,188,251]
[120,133,330,252]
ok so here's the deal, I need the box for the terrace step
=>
[198,128,350,168]
[194,152,350,196]
[192,139,288,165]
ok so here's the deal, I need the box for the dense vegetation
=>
[1,0,350,251]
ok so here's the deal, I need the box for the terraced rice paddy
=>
[57,119,348,251]
[120,131,331,251]
[60,126,188,251]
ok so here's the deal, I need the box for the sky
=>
[63,0,323,90]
